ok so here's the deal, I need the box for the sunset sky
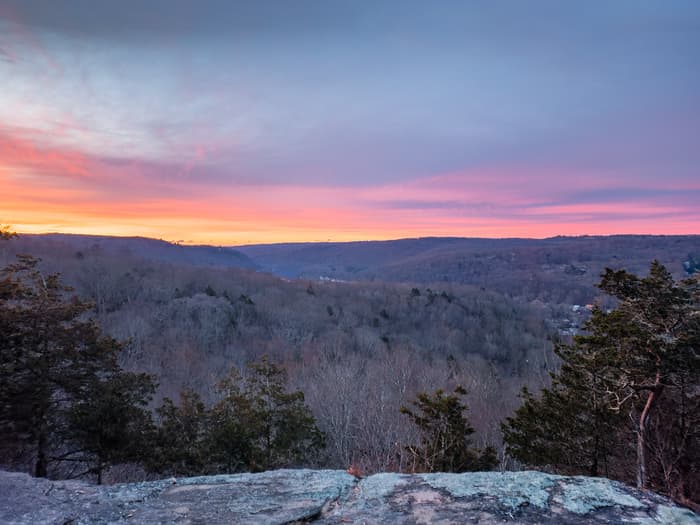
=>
[1,1,699,244]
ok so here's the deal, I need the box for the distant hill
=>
[13,234,259,271]
[5,232,698,475]
[8,234,698,306]
[0,232,557,470]
[236,235,700,304]
[235,237,530,278]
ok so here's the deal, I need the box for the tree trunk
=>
[636,418,646,489]
[636,373,662,490]
[34,428,48,478]
[590,433,599,477]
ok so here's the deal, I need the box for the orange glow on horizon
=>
[2,131,698,245]
[2,2,699,247]
[7,202,699,246]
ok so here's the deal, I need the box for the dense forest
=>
[503,262,700,508]
[0,234,555,474]
[1,230,698,509]
[238,235,699,305]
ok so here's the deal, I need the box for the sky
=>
[1,1,699,244]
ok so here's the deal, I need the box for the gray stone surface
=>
[0,469,355,525]
[321,472,700,524]
[1,469,698,524]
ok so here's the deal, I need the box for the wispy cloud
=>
[1,1,699,242]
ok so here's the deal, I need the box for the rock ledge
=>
[1,469,698,524]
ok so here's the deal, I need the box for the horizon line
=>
[12,229,700,249]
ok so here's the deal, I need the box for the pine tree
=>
[149,358,324,475]
[401,386,497,473]
[0,251,156,480]
[149,390,210,476]
[213,357,324,472]
[208,369,257,473]
[0,255,97,476]
[595,262,700,492]
[502,332,623,477]
[503,261,700,505]
[67,371,156,484]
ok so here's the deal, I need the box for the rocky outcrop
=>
[1,469,698,524]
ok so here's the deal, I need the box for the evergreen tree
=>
[503,262,700,504]
[213,357,324,472]
[67,372,156,484]
[401,386,497,472]
[0,251,156,480]
[595,262,700,492]
[502,332,623,477]
[149,390,210,476]
[207,369,258,473]
[149,357,324,475]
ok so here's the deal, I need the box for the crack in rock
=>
[1,469,698,525]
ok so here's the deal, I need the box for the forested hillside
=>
[2,232,698,508]
[0,235,556,474]
[22,234,259,270]
[237,235,699,304]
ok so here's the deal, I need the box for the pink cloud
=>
[1,121,698,244]
[0,129,90,179]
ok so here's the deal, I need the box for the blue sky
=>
[1,1,698,242]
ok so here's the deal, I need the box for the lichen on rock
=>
[1,469,698,524]
[422,471,558,509]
